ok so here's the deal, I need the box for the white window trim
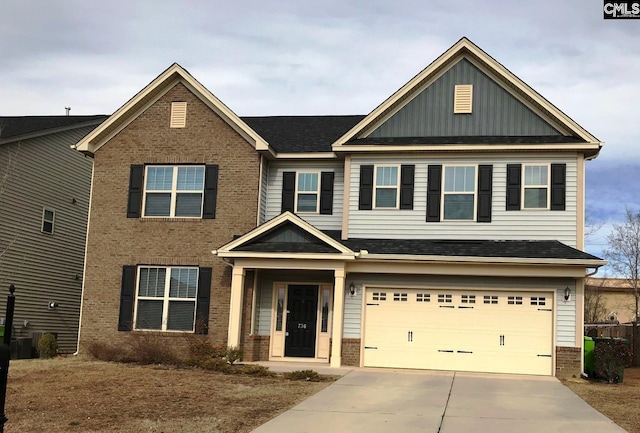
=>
[133,266,199,332]
[294,171,320,214]
[373,164,400,209]
[441,164,477,221]
[41,208,55,234]
[142,165,205,218]
[522,163,550,210]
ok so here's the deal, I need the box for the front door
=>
[284,285,318,358]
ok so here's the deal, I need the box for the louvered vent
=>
[170,102,187,128]
[454,84,473,114]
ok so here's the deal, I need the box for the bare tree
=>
[0,124,22,260]
[584,277,608,324]
[604,207,640,365]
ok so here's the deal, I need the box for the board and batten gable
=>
[264,160,344,230]
[347,155,578,247]
[368,58,562,138]
[0,126,95,353]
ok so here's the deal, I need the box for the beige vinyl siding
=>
[0,127,95,353]
[343,282,363,339]
[265,161,343,230]
[345,274,576,347]
[348,156,578,247]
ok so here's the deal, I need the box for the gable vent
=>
[170,102,187,128]
[454,84,473,114]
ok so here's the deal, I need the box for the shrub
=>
[126,332,180,366]
[224,346,242,365]
[284,369,321,381]
[37,333,58,359]
[86,341,134,363]
[594,338,633,383]
[240,364,274,377]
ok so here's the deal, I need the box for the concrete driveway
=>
[250,369,626,433]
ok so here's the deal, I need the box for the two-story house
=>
[0,115,106,355]
[76,38,604,378]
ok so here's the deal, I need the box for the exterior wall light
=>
[564,287,571,302]
[349,283,356,297]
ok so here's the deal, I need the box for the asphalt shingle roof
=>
[242,115,365,153]
[0,115,108,140]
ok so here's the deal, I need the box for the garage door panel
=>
[364,288,554,375]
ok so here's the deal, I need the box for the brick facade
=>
[341,338,361,366]
[555,346,581,379]
[78,82,260,352]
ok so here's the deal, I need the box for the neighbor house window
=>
[374,165,399,208]
[443,166,476,220]
[41,209,55,234]
[135,266,198,331]
[523,165,549,209]
[143,166,205,217]
[296,172,319,213]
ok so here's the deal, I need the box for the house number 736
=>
[297,323,307,329]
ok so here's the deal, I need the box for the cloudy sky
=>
[1,0,637,268]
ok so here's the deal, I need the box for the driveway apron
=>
[250,369,627,433]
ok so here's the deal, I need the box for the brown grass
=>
[563,367,640,433]
[4,357,333,433]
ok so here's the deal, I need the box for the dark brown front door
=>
[285,285,318,358]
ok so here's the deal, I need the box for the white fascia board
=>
[275,152,338,160]
[334,143,602,154]
[215,251,356,260]
[359,253,607,267]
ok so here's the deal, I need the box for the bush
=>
[240,364,274,377]
[594,338,633,383]
[284,369,321,381]
[86,341,134,363]
[37,333,58,359]
[225,346,242,365]
[126,332,180,365]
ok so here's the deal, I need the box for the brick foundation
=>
[243,335,270,361]
[556,346,581,378]
[341,338,361,366]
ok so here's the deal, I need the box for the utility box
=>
[584,336,595,377]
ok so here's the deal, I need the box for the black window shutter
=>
[195,267,212,335]
[358,165,374,210]
[127,165,144,218]
[118,266,137,331]
[399,165,415,210]
[426,165,442,222]
[281,172,296,213]
[477,165,493,222]
[202,165,219,219]
[506,164,521,211]
[550,163,566,211]
[319,172,334,215]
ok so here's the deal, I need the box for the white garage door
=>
[363,289,553,375]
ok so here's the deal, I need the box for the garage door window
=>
[508,296,523,305]
[461,295,476,304]
[483,295,498,304]
[393,293,408,302]
[372,292,387,301]
[416,293,430,302]
[531,296,546,306]
[438,294,452,303]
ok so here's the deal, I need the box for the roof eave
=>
[358,253,607,267]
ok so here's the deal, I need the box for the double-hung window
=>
[41,208,55,234]
[374,165,399,208]
[523,165,549,209]
[143,166,205,217]
[135,266,198,331]
[443,166,476,220]
[296,172,319,213]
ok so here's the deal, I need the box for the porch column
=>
[227,266,245,348]
[330,268,345,367]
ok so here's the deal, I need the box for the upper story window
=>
[41,208,55,234]
[296,172,319,213]
[523,165,549,209]
[135,266,198,331]
[443,166,476,220]
[374,165,399,209]
[143,166,205,217]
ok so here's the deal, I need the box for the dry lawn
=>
[4,357,334,433]
[563,367,640,433]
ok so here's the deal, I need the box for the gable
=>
[369,59,562,138]
[233,222,341,253]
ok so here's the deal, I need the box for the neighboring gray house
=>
[0,115,106,355]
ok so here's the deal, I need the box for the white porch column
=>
[227,266,245,347]
[330,268,345,367]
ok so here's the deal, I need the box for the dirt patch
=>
[4,357,333,433]
[563,367,640,433]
